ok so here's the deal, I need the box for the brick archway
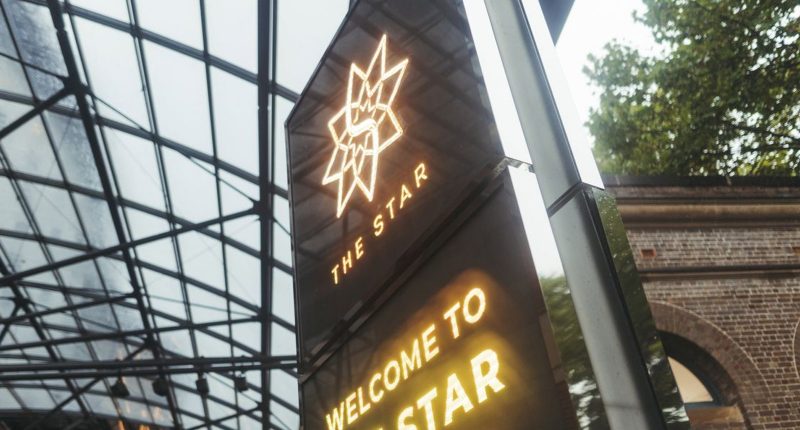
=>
[794,319,800,380]
[649,301,769,418]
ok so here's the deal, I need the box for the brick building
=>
[606,177,800,429]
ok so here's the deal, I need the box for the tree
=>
[586,0,800,176]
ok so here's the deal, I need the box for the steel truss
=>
[0,0,299,428]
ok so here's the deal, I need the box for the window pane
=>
[211,67,258,174]
[0,56,31,96]
[272,267,294,325]
[274,96,293,189]
[205,0,257,71]
[162,148,218,223]
[105,128,165,211]
[144,41,212,153]
[276,0,347,92]
[136,0,202,49]
[74,17,149,128]
[45,110,102,191]
[20,182,85,244]
[0,177,32,234]
[0,101,61,181]
[70,0,129,22]
[225,245,260,304]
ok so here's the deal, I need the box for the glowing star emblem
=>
[322,34,409,218]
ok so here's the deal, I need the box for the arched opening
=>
[661,332,748,429]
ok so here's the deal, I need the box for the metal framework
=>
[0,0,328,428]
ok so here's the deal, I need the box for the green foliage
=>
[586,0,800,175]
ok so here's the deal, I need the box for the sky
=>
[554,0,656,143]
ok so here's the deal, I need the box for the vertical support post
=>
[258,0,275,427]
[469,0,690,428]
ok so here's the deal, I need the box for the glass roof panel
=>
[179,232,225,287]
[270,370,298,409]
[223,214,260,252]
[0,103,61,181]
[187,284,228,324]
[204,0,257,71]
[69,0,129,23]
[0,387,21,409]
[0,13,16,56]
[0,0,304,425]
[135,0,203,50]
[224,245,259,305]
[269,323,294,356]
[275,0,347,93]
[270,400,299,430]
[3,1,66,75]
[0,55,30,95]
[143,40,212,153]
[273,96,293,189]
[271,268,295,325]
[73,17,150,129]
[72,193,117,249]
[104,128,166,211]
[0,177,32,233]
[163,147,219,223]
[19,181,85,244]
[44,109,103,191]
[211,66,258,175]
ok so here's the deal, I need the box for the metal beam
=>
[258,0,276,428]
[0,293,132,326]
[0,354,296,373]
[0,316,259,352]
[0,207,254,285]
[0,87,69,140]
[20,345,146,430]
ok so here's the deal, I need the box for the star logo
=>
[322,34,409,218]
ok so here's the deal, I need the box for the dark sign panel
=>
[287,0,507,362]
[300,174,578,429]
[287,0,578,428]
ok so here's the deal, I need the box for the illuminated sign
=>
[288,1,687,428]
[322,35,409,218]
[300,185,578,429]
[323,286,502,430]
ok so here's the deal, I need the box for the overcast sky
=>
[555,0,656,144]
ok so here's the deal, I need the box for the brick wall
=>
[606,178,800,430]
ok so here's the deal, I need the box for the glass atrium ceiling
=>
[0,0,347,428]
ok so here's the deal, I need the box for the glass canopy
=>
[0,0,347,428]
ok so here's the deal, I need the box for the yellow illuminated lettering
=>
[416,388,438,430]
[421,324,439,362]
[355,236,365,259]
[463,288,486,324]
[399,184,413,208]
[373,214,385,237]
[342,251,353,274]
[471,349,505,403]
[401,339,422,379]
[369,373,384,403]
[331,265,340,285]
[444,373,474,426]
[385,197,396,219]
[358,387,371,415]
[397,406,417,430]
[414,162,428,188]
[443,302,461,339]
[384,360,401,391]
[326,402,346,430]
[346,392,358,424]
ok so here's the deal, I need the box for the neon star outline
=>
[322,34,409,218]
